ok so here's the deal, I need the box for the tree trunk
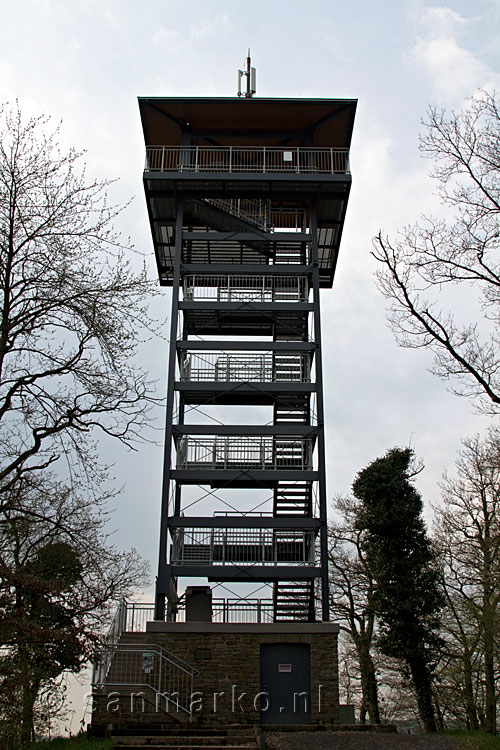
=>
[407,655,437,732]
[462,650,479,731]
[20,678,39,749]
[483,545,497,736]
[433,694,445,732]
[357,642,380,724]
[483,628,497,735]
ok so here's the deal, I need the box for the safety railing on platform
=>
[171,528,316,566]
[179,352,311,383]
[145,146,350,175]
[176,436,313,471]
[182,274,309,303]
[269,208,309,232]
[177,597,274,623]
[97,597,276,629]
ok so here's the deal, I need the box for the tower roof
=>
[138,97,356,148]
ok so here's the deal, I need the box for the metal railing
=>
[177,597,274,623]
[182,274,309,303]
[176,436,313,471]
[201,200,309,233]
[94,597,275,627]
[203,197,270,229]
[92,643,198,717]
[171,528,316,566]
[269,208,309,232]
[179,352,311,383]
[92,599,198,718]
[104,599,154,641]
[145,146,350,175]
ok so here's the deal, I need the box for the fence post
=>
[120,599,126,637]
[158,649,162,695]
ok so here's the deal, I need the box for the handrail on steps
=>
[92,641,199,718]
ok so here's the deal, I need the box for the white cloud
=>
[152,14,230,51]
[152,26,182,48]
[410,5,498,103]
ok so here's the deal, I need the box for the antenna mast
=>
[237,49,256,98]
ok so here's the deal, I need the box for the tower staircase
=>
[184,198,272,260]
[272,395,310,426]
[273,581,315,623]
[273,482,313,517]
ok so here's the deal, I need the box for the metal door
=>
[260,644,311,724]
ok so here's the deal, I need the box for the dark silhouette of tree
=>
[0,543,84,747]
[0,476,148,747]
[328,496,381,724]
[353,447,443,732]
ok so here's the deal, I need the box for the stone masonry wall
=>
[147,626,339,725]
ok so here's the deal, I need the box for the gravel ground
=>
[264,731,473,750]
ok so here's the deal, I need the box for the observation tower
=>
[135,71,356,725]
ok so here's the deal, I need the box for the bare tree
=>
[434,429,500,735]
[328,496,381,724]
[433,531,483,730]
[0,102,155,747]
[0,102,156,501]
[373,90,500,413]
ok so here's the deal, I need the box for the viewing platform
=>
[179,352,312,383]
[170,527,316,566]
[145,145,350,175]
[182,273,310,302]
[175,435,314,471]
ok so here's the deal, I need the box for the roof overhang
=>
[138,97,357,148]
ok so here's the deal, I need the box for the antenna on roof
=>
[237,49,256,98]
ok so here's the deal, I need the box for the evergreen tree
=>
[0,542,85,748]
[353,447,443,732]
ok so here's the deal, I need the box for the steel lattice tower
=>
[139,96,356,625]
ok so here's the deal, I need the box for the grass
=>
[440,729,500,749]
[33,736,112,750]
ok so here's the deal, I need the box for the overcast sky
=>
[1,0,500,729]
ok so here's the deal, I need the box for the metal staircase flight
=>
[273,581,315,622]
[273,482,313,517]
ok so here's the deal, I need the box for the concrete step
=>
[113,737,226,746]
[111,728,255,745]
[113,746,255,750]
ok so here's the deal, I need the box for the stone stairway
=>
[92,631,197,729]
[110,724,257,749]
